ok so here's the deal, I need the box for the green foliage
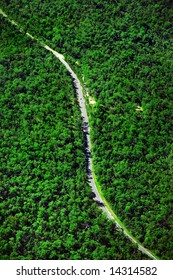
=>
[0,17,147,260]
[1,0,173,259]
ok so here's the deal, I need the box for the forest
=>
[0,15,148,260]
[0,0,173,259]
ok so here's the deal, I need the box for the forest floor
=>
[0,8,158,260]
[88,96,96,104]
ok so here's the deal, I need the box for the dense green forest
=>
[0,16,148,260]
[1,0,173,259]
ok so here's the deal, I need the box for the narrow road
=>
[0,9,158,260]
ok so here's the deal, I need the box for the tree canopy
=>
[1,0,173,259]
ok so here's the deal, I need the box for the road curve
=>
[0,8,158,260]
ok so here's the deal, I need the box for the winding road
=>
[0,9,158,260]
